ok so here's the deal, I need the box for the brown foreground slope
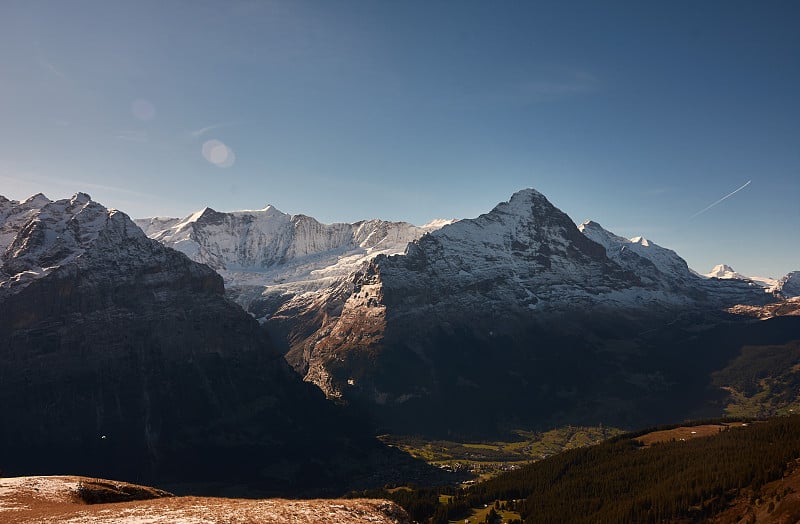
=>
[0,476,411,524]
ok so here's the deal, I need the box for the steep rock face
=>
[135,206,451,319]
[268,189,790,437]
[0,193,400,491]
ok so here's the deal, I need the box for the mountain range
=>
[135,191,798,326]
[134,208,451,320]
[133,188,800,436]
[2,187,798,472]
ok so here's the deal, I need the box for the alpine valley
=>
[2,188,800,504]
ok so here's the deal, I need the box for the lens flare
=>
[131,99,156,121]
[202,139,236,168]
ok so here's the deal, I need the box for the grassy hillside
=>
[713,340,800,417]
[357,416,800,523]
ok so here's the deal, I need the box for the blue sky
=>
[1,1,798,277]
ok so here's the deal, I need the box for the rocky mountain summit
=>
[0,193,418,491]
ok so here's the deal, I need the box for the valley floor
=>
[381,425,621,483]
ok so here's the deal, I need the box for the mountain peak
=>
[185,206,219,223]
[21,193,50,207]
[509,187,546,201]
[430,188,570,245]
[70,192,92,206]
[259,203,288,217]
[499,188,549,214]
[708,264,737,278]
[578,220,605,232]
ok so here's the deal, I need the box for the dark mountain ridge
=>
[0,193,432,493]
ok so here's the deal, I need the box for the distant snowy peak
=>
[704,264,779,291]
[578,220,693,285]
[706,264,741,279]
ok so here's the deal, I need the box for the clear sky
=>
[1,1,798,277]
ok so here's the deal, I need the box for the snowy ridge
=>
[0,193,145,294]
[135,205,453,317]
[578,220,695,286]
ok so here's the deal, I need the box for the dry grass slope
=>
[0,476,411,523]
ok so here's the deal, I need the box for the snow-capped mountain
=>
[704,263,782,294]
[0,192,398,488]
[135,205,452,318]
[266,189,776,407]
[1,192,169,296]
[706,263,741,280]
[360,188,656,311]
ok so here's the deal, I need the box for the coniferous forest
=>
[353,416,800,523]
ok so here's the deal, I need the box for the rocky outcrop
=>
[726,296,800,319]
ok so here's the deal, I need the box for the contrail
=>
[690,180,752,219]
[190,121,238,138]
